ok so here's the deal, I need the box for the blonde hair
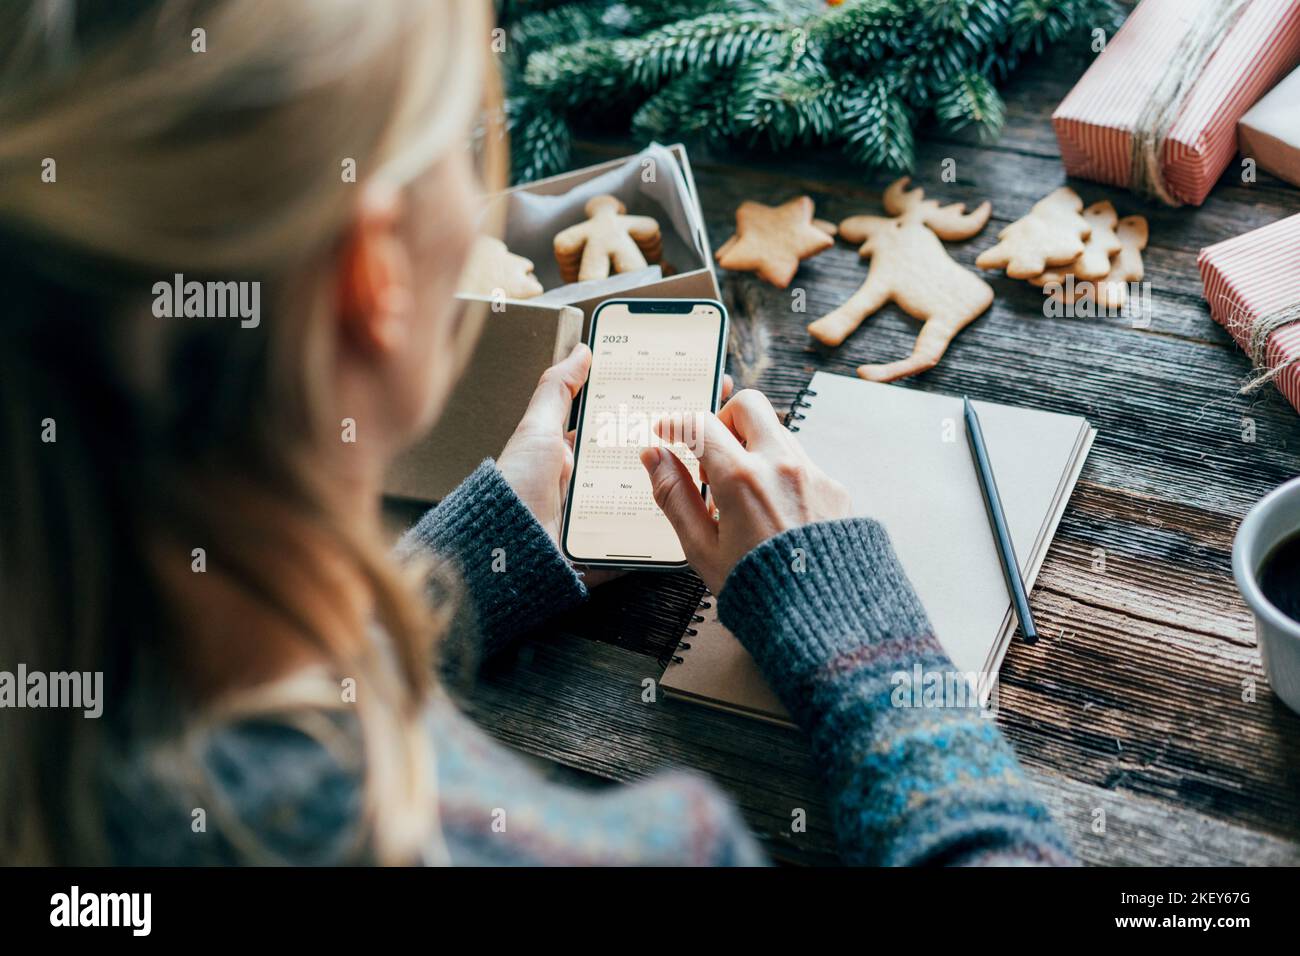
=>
[0,0,498,864]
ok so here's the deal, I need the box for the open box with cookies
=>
[461,141,721,335]
[385,143,720,503]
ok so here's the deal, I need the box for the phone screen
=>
[562,300,727,567]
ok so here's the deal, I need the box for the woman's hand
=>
[638,389,852,595]
[499,343,736,552]
[497,343,591,544]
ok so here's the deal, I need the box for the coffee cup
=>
[1233,475,1300,715]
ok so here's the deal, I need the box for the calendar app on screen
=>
[562,301,727,567]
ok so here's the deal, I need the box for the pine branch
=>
[631,67,731,142]
[629,11,793,88]
[1010,0,1121,55]
[836,74,914,173]
[500,0,1130,183]
[626,0,798,31]
[508,1,629,58]
[811,0,913,67]
[917,0,977,33]
[507,95,573,182]
[729,42,838,150]
[523,37,634,110]
[496,0,570,24]
[933,70,1006,140]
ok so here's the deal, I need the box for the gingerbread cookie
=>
[807,177,993,382]
[1039,214,1148,310]
[553,195,662,283]
[714,196,836,288]
[1029,200,1121,284]
[459,236,544,299]
[975,186,1090,279]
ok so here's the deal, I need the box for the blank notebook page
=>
[795,372,1088,675]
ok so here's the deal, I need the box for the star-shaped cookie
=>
[714,196,836,288]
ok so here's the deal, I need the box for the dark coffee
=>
[1258,532,1300,623]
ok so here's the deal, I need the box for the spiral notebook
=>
[660,371,1096,726]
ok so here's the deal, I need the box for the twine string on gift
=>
[1239,299,1300,394]
[1130,0,1251,207]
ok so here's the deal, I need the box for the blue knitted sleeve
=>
[717,517,1076,866]
[399,459,588,662]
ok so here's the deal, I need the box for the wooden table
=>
[457,44,1300,865]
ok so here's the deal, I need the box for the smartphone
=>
[561,298,728,569]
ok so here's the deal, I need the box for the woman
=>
[0,0,1071,865]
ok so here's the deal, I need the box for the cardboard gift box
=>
[385,296,584,502]
[1053,0,1300,207]
[386,143,721,502]
[496,142,720,337]
[1198,212,1300,412]
[1238,64,1300,188]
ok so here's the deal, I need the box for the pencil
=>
[963,396,1039,644]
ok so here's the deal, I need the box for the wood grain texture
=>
[447,43,1300,865]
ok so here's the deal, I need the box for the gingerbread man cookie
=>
[553,195,662,283]
[807,177,993,382]
[714,196,836,288]
[459,236,544,299]
[975,186,1090,279]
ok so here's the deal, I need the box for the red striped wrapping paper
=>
[1053,0,1300,206]
[1198,213,1300,411]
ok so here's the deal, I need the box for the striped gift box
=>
[1198,213,1300,411]
[1053,0,1300,206]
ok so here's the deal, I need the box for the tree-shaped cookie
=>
[975,186,1090,279]
[553,195,662,283]
[807,178,993,382]
[1029,200,1121,284]
[714,196,836,288]
[1036,214,1148,311]
[459,236,544,299]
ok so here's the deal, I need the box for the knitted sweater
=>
[105,460,1073,865]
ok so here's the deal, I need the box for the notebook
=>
[660,371,1097,725]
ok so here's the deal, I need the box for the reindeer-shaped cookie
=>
[807,178,993,382]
